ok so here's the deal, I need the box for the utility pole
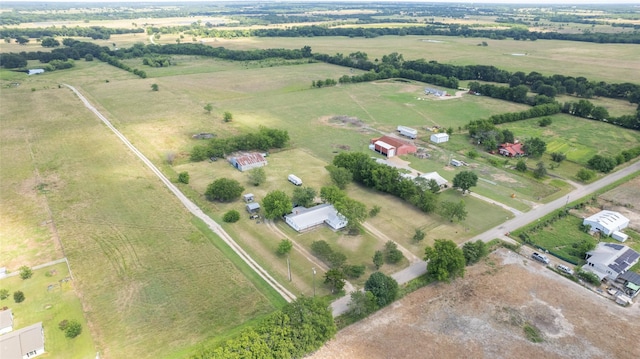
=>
[312,267,316,297]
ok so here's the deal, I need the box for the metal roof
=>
[620,271,640,286]
[0,322,44,359]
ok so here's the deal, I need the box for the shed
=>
[370,135,417,158]
[612,231,629,242]
[583,210,629,236]
[27,69,45,75]
[246,202,261,213]
[229,153,267,172]
[430,133,449,144]
[243,193,254,203]
[419,172,448,187]
[0,322,45,359]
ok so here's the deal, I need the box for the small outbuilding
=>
[370,135,417,158]
[229,153,267,172]
[419,172,448,187]
[246,202,261,213]
[583,210,629,236]
[430,133,449,144]
[27,69,45,76]
[243,193,255,203]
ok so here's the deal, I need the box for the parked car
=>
[531,252,550,264]
[556,264,574,275]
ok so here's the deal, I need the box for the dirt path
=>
[64,84,296,303]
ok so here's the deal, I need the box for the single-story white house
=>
[0,322,45,359]
[0,309,13,335]
[284,203,347,232]
[430,133,449,144]
[582,243,640,281]
[419,172,448,187]
[583,210,629,236]
[229,153,267,172]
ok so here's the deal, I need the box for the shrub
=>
[0,289,9,300]
[13,291,25,303]
[576,168,595,182]
[576,268,601,286]
[524,323,544,343]
[19,266,32,280]
[343,264,366,279]
[384,241,404,264]
[467,150,479,159]
[222,210,240,223]
[58,320,69,331]
[550,152,566,163]
[177,171,189,184]
[64,320,82,338]
[369,205,381,217]
[515,160,527,172]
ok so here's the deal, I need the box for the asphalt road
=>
[64,84,297,303]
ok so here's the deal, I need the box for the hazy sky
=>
[4,0,640,4]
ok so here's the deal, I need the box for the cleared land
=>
[310,248,640,359]
[0,78,278,359]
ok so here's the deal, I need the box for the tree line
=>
[1,26,143,41]
[190,127,289,162]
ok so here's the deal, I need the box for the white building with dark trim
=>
[0,322,45,359]
[284,204,347,232]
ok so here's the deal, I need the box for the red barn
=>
[370,135,417,158]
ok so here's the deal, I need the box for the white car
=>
[531,252,550,264]
[556,264,574,275]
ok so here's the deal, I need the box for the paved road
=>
[64,84,296,303]
[331,160,640,317]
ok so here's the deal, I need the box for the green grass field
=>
[0,77,279,359]
[0,263,96,359]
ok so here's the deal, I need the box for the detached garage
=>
[370,136,417,158]
[430,133,449,144]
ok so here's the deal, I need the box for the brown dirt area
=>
[310,248,640,359]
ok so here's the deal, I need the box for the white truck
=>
[397,125,418,139]
[288,174,302,186]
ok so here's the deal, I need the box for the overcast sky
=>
[4,0,640,4]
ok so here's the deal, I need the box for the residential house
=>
[583,210,630,237]
[582,243,640,281]
[498,142,525,157]
[229,153,267,172]
[0,322,45,359]
[284,203,347,232]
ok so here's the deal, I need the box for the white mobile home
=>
[288,174,302,186]
[430,133,449,144]
[397,126,418,139]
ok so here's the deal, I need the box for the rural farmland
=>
[1,1,639,358]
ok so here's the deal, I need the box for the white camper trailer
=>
[288,174,303,186]
[397,126,418,139]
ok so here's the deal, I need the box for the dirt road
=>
[64,84,296,303]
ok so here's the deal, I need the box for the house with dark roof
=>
[370,135,417,158]
[284,204,347,232]
[0,322,45,359]
[498,142,525,157]
[0,309,13,335]
[582,243,640,281]
[229,153,267,172]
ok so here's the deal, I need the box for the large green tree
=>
[281,297,336,358]
[452,171,478,194]
[439,200,468,222]
[462,240,488,265]
[205,178,244,202]
[324,268,346,293]
[347,291,378,319]
[325,164,353,189]
[292,186,317,208]
[262,190,293,220]
[524,137,547,158]
[587,154,617,173]
[364,272,398,307]
[248,167,266,186]
[424,239,466,282]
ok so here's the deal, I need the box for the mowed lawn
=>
[0,77,278,359]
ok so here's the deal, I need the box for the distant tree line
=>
[190,127,289,161]
[332,152,439,213]
[0,26,143,40]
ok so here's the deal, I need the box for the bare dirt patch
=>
[311,249,640,359]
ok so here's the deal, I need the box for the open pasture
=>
[500,114,640,165]
[210,35,640,84]
[0,81,278,359]
[0,263,96,359]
